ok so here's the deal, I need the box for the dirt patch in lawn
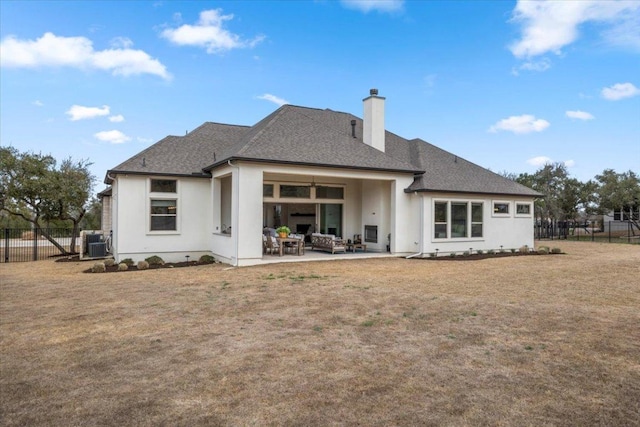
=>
[1,241,639,426]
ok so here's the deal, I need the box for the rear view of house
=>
[102,90,540,266]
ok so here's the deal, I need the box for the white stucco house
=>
[102,89,540,266]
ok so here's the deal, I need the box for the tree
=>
[515,163,594,222]
[80,197,102,230]
[44,157,95,252]
[0,147,95,254]
[595,169,640,230]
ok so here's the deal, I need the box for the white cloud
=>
[527,156,553,167]
[527,156,575,168]
[489,114,550,134]
[32,100,44,107]
[601,82,640,100]
[109,37,134,49]
[94,130,131,144]
[0,32,171,80]
[566,110,594,120]
[519,58,552,72]
[509,0,640,58]
[66,104,110,121]
[161,9,265,54]
[341,0,404,13]
[109,114,125,123]
[256,93,288,106]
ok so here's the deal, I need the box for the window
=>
[451,202,468,238]
[151,179,176,193]
[471,203,483,237]
[263,184,274,198]
[316,186,344,199]
[493,201,510,216]
[434,200,483,239]
[516,203,532,216]
[150,199,177,231]
[280,185,310,198]
[434,202,448,239]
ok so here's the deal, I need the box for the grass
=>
[1,241,639,425]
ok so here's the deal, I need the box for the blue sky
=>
[1,0,638,193]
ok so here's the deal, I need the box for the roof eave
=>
[104,169,211,184]
[405,187,543,198]
[204,156,424,175]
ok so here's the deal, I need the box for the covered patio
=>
[259,246,398,265]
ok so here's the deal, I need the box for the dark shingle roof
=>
[106,104,540,197]
[401,139,541,196]
[202,106,421,173]
[107,123,249,179]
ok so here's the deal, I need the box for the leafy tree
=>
[515,163,595,221]
[594,169,640,230]
[0,147,95,254]
[80,197,102,230]
[516,163,565,220]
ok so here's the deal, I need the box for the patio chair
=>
[265,235,280,256]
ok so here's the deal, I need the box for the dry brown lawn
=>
[1,241,639,426]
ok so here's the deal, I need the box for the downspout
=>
[406,192,424,259]
[106,172,117,260]
[227,160,240,266]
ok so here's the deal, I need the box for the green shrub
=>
[510,248,517,254]
[449,252,456,258]
[476,249,484,255]
[91,262,106,273]
[137,260,149,270]
[462,251,470,257]
[487,249,495,255]
[104,258,116,267]
[145,255,164,266]
[551,247,562,254]
[538,247,549,255]
[118,263,129,271]
[519,245,530,254]
[429,252,437,258]
[199,254,215,263]
[121,258,134,266]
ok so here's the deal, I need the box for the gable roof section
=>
[106,123,249,182]
[402,139,541,196]
[202,106,422,174]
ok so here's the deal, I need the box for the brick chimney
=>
[363,88,385,152]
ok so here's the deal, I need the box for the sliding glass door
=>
[320,203,342,237]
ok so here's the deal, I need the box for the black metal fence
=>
[535,220,640,244]
[1,228,78,263]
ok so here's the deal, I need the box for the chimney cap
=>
[370,88,378,96]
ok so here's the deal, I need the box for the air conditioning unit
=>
[88,242,107,258]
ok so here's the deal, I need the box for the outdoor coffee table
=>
[346,243,367,253]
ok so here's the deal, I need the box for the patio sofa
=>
[310,233,347,254]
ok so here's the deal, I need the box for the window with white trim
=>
[434,202,448,239]
[149,179,178,232]
[150,199,177,231]
[493,201,510,216]
[151,179,177,193]
[434,200,483,239]
[471,203,483,237]
[516,203,532,216]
